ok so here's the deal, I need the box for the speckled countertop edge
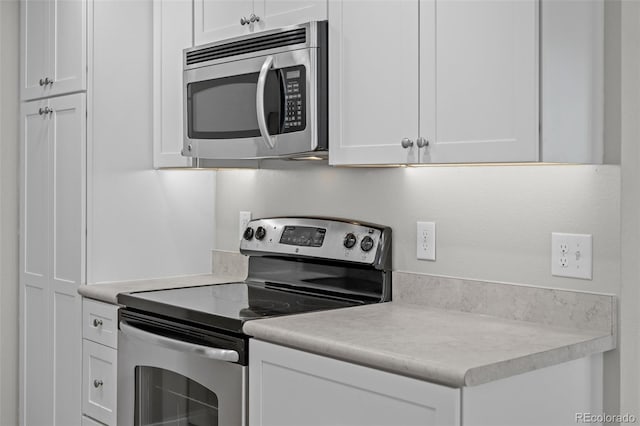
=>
[243,302,615,388]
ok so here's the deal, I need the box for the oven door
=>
[183,47,323,159]
[117,319,246,426]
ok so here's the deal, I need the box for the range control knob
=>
[255,226,266,240]
[343,233,357,249]
[360,236,375,252]
[243,227,254,241]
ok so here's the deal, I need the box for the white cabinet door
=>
[194,0,326,45]
[50,94,85,426]
[50,0,87,97]
[249,340,460,426]
[254,0,326,31]
[20,94,85,426]
[20,100,52,426]
[419,0,538,163]
[21,0,50,100]
[21,0,87,100]
[83,340,117,426]
[194,0,253,45]
[328,0,420,165]
[153,0,193,168]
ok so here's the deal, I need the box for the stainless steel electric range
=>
[116,217,392,426]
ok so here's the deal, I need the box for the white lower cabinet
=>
[249,340,460,426]
[82,299,119,426]
[249,340,603,426]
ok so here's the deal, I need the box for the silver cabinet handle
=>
[120,321,240,362]
[93,318,103,327]
[416,137,429,148]
[401,138,414,148]
[240,16,248,25]
[256,55,276,149]
[93,379,103,388]
[249,13,260,23]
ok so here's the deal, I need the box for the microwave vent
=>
[186,28,307,66]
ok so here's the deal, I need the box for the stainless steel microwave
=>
[183,21,328,162]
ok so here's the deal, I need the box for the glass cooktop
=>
[117,282,362,334]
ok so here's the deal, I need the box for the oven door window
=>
[135,366,219,426]
[187,70,282,140]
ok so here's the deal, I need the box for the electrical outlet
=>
[551,233,592,280]
[417,222,436,261]
[239,211,252,240]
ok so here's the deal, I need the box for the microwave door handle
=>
[120,321,239,363]
[256,55,276,149]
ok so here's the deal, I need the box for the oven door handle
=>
[256,55,276,150]
[120,321,240,363]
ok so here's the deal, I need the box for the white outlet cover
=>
[551,233,593,280]
[417,222,436,261]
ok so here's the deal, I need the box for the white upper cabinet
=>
[154,0,193,168]
[21,0,87,101]
[194,0,253,44]
[254,0,327,30]
[419,0,538,163]
[194,0,327,45]
[329,0,539,165]
[328,0,420,165]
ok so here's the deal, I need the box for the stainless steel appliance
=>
[117,217,391,426]
[183,22,328,162]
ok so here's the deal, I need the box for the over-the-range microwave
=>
[183,21,328,163]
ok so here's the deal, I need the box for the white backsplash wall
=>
[215,163,620,295]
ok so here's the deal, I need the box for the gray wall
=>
[0,0,19,424]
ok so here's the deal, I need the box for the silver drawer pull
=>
[93,319,103,327]
[93,379,103,388]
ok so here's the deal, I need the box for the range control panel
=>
[240,217,388,265]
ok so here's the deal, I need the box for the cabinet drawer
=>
[82,415,106,426]
[83,298,118,348]
[83,340,117,426]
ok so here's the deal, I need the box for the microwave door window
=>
[187,71,282,140]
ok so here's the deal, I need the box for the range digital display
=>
[280,226,326,247]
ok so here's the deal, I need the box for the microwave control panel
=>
[282,66,306,132]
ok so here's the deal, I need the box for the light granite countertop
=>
[78,273,245,305]
[243,271,616,388]
[78,250,248,304]
[243,301,615,388]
